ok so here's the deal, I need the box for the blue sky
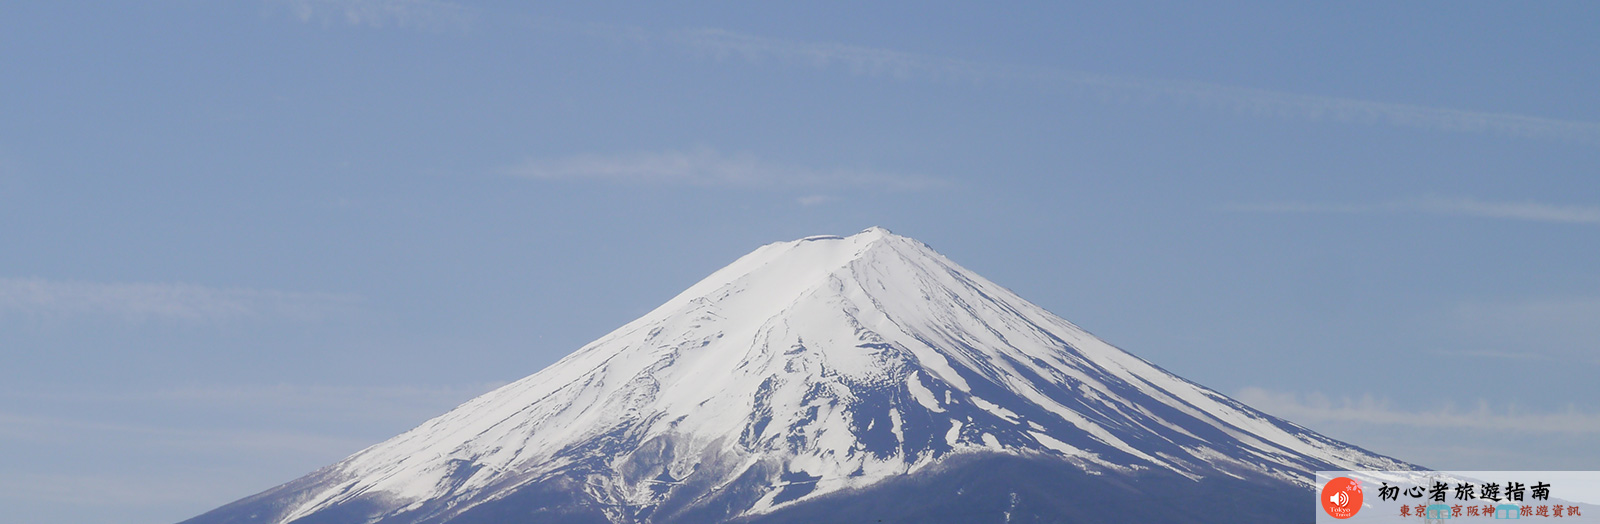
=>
[2,2,1597,522]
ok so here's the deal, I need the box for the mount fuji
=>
[183,227,1412,524]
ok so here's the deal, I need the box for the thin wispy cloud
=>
[0,411,373,456]
[636,27,1600,145]
[273,0,473,31]
[1429,349,1559,362]
[1237,387,1600,434]
[1232,196,1600,225]
[667,28,990,82]
[0,383,500,454]
[1,383,498,419]
[262,10,1600,143]
[1413,197,1600,224]
[0,472,251,507]
[796,194,836,206]
[0,278,362,323]
[134,383,500,423]
[0,382,501,510]
[505,147,946,191]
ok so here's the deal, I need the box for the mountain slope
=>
[183,227,1411,524]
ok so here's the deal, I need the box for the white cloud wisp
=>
[274,0,473,31]
[661,28,1600,146]
[505,147,945,191]
[0,278,362,323]
[1237,387,1600,434]
[1232,196,1600,225]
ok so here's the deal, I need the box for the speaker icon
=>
[1321,476,1363,519]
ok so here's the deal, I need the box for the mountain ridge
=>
[182,227,1412,524]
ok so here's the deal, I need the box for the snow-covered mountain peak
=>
[856,225,893,237]
[186,229,1413,524]
[630,227,914,334]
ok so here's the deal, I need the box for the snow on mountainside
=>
[183,227,1412,524]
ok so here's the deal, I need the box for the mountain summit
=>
[184,228,1410,524]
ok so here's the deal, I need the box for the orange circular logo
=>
[1320,476,1363,519]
